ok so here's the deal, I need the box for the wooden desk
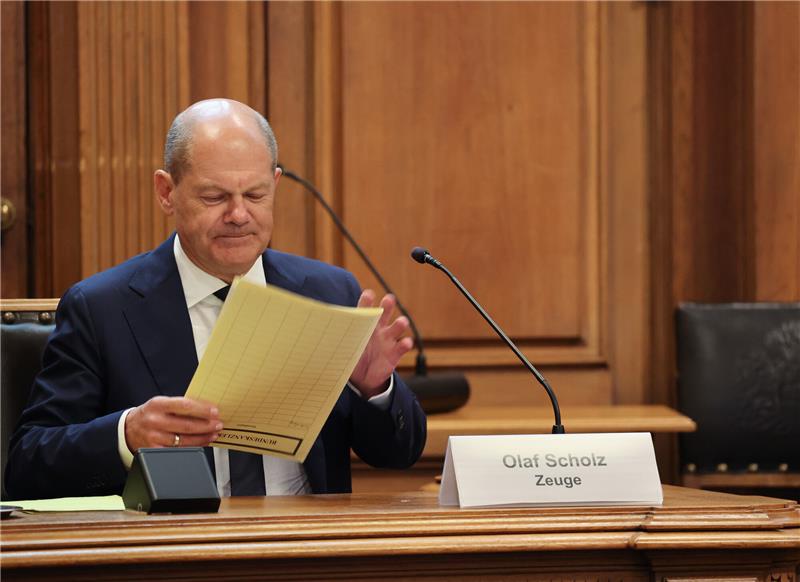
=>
[353,405,696,492]
[2,486,798,581]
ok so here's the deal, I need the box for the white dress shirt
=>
[117,234,392,496]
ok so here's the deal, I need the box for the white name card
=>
[439,432,663,508]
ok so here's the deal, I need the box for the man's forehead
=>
[193,177,273,191]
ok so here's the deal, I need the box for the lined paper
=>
[185,279,381,462]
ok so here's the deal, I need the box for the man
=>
[5,99,426,499]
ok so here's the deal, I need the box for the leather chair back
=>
[1,300,57,498]
[677,303,800,489]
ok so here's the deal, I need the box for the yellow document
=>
[185,279,382,462]
[10,495,124,512]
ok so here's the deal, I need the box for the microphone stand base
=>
[402,372,470,414]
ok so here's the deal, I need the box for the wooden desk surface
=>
[2,486,798,581]
[423,405,696,458]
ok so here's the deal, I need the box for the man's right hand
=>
[124,396,222,453]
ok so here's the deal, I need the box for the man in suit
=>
[5,99,426,500]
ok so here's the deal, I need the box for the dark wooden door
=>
[1,1,29,298]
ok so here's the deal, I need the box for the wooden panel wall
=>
[752,2,800,301]
[267,2,316,258]
[656,1,800,308]
[646,3,800,480]
[0,1,28,298]
[23,1,264,298]
[28,1,83,298]
[340,3,594,343]
[270,1,799,417]
[669,2,753,304]
[648,1,800,407]
[77,1,188,276]
[270,2,651,408]
[9,1,799,419]
[188,2,265,107]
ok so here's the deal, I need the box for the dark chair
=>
[676,302,800,497]
[1,299,58,498]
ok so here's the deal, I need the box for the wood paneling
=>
[312,2,343,267]
[28,1,82,298]
[188,1,265,108]
[646,2,800,482]
[22,1,265,297]
[670,2,753,304]
[450,366,614,408]
[267,2,315,257]
[752,2,800,301]
[657,2,800,308]
[646,1,680,483]
[11,3,800,480]
[77,1,188,278]
[266,3,800,489]
[0,1,28,298]
[269,2,651,410]
[603,2,650,404]
[648,1,800,401]
[340,2,593,343]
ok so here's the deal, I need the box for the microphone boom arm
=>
[415,249,565,434]
[280,167,428,375]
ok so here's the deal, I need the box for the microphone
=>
[411,247,566,434]
[278,166,470,413]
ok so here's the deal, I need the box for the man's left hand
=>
[349,290,413,398]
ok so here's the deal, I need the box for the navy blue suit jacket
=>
[5,235,426,500]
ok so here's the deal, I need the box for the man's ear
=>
[273,166,282,188]
[154,170,176,215]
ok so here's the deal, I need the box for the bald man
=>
[5,100,426,500]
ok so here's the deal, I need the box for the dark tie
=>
[213,286,230,302]
[213,285,267,496]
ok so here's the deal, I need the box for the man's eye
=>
[201,195,225,204]
[246,192,267,201]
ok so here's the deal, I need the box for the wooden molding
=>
[311,1,342,266]
[421,404,695,458]
[752,2,800,300]
[0,298,59,312]
[683,472,800,489]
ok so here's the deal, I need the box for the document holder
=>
[123,447,220,514]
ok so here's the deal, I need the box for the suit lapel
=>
[123,235,198,397]
[123,245,309,397]
[263,250,307,295]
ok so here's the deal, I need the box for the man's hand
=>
[350,291,414,398]
[124,396,222,453]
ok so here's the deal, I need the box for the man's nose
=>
[224,196,250,225]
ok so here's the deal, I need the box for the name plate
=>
[439,433,663,508]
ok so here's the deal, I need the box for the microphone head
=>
[411,247,429,264]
